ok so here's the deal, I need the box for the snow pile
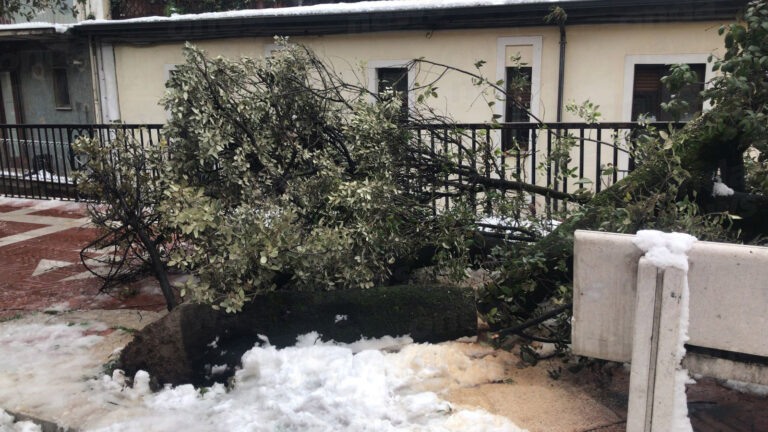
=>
[633,230,697,432]
[0,320,524,432]
[712,179,735,197]
[87,332,523,432]
[633,230,696,271]
[0,409,41,432]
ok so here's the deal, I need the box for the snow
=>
[0,321,525,432]
[0,321,106,420]
[722,379,768,397]
[0,409,42,432]
[78,0,572,26]
[633,230,697,432]
[632,230,697,271]
[712,179,735,197]
[477,215,560,236]
[0,0,574,34]
[334,314,348,323]
[0,169,74,184]
[0,22,73,33]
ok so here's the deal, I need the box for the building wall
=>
[112,21,729,124]
[14,42,96,124]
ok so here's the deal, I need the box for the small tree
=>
[74,131,178,310]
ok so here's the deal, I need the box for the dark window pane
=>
[503,66,532,151]
[53,68,71,109]
[377,67,408,121]
[631,63,705,121]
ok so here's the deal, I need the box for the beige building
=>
[71,0,745,126]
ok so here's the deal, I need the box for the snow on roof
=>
[0,21,74,34]
[3,0,572,33]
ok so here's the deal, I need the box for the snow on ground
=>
[0,197,84,211]
[633,230,697,432]
[0,320,525,432]
[0,409,41,432]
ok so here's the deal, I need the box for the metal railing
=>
[0,124,163,201]
[0,122,681,205]
[411,122,684,216]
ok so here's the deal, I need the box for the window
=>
[52,67,71,110]
[376,67,409,121]
[631,63,705,121]
[503,66,532,150]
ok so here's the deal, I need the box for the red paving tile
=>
[0,220,48,237]
[0,204,23,213]
[0,219,170,319]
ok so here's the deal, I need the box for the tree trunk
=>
[135,224,178,311]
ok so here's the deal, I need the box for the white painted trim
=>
[619,54,714,178]
[496,36,542,186]
[365,59,415,111]
[621,53,714,122]
[96,43,120,123]
[495,36,542,122]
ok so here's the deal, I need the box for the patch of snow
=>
[0,409,42,432]
[207,336,219,349]
[712,179,735,197]
[334,314,348,323]
[633,230,697,432]
[477,216,560,236]
[632,230,697,271]
[209,364,228,376]
[43,301,71,313]
[722,379,768,397]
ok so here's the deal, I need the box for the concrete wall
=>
[572,230,768,385]
[112,21,728,124]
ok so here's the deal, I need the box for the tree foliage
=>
[479,0,768,342]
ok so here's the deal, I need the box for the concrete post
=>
[627,258,687,432]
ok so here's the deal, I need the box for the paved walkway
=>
[0,198,168,319]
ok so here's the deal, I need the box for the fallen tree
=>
[481,1,768,331]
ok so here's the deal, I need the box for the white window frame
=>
[366,60,415,111]
[495,36,542,122]
[621,54,714,122]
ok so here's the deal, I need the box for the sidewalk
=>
[0,198,168,319]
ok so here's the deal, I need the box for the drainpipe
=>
[556,21,566,123]
[88,36,104,123]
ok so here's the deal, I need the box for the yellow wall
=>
[113,21,728,124]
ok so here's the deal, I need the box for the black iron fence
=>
[412,121,684,216]
[0,124,163,201]
[0,122,681,205]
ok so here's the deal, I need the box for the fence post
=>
[627,258,689,432]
